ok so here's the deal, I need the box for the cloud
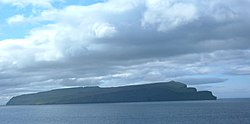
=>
[227,66,250,75]
[142,0,198,31]
[176,77,228,85]
[91,22,117,38]
[0,0,250,103]
[7,14,26,25]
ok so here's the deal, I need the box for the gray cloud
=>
[176,77,228,85]
[0,0,250,104]
[227,66,250,75]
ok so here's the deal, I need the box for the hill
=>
[6,81,216,105]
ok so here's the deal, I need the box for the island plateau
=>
[6,81,216,105]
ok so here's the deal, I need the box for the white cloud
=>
[91,22,117,38]
[142,0,198,31]
[7,14,26,25]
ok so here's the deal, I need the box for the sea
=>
[0,99,249,124]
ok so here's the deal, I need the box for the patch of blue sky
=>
[226,75,250,86]
[0,0,105,40]
[215,75,250,98]
[0,4,18,21]
[0,20,56,40]
[0,25,29,40]
[0,4,40,40]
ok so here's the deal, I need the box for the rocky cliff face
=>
[7,81,216,105]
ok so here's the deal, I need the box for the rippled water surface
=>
[0,99,250,124]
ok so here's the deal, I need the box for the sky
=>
[0,0,250,104]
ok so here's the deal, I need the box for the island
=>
[6,81,216,105]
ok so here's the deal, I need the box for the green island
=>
[6,81,216,105]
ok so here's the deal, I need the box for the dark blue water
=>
[0,99,250,124]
